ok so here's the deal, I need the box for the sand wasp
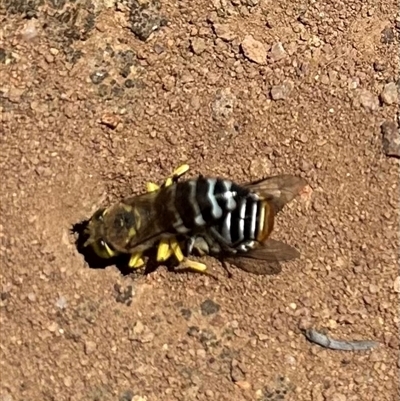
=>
[83,165,308,275]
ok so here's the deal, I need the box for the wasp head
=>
[83,208,115,259]
[83,203,139,259]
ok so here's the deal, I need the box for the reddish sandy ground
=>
[0,1,399,401]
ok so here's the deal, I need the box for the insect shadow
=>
[71,220,199,277]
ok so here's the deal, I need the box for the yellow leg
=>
[169,238,184,261]
[170,237,209,274]
[182,259,208,273]
[172,164,190,178]
[163,164,190,187]
[146,182,160,192]
[157,238,174,262]
[146,164,190,192]
[128,252,145,268]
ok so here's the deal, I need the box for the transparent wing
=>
[121,189,160,209]
[243,175,308,214]
[245,238,300,261]
[223,238,300,275]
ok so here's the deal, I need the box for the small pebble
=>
[269,42,287,61]
[271,80,294,100]
[47,322,58,332]
[296,132,308,143]
[373,61,385,72]
[358,89,379,111]
[257,333,269,341]
[0,48,6,64]
[231,362,246,382]
[394,276,400,293]
[45,54,54,63]
[27,293,36,302]
[235,380,251,390]
[55,296,67,309]
[285,355,296,365]
[381,26,395,44]
[130,321,154,343]
[7,87,25,103]
[328,319,338,329]
[22,20,38,41]
[191,38,207,55]
[181,308,192,320]
[213,23,236,41]
[196,349,206,358]
[84,340,97,355]
[211,88,235,121]
[100,113,120,129]
[380,82,399,105]
[187,326,200,337]
[369,284,379,294]
[231,320,239,329]
[241,35,267,64]
[124,79,136,88]
[133,321,144,334]
[381,120,400,158]
[90,70,109,84]
[363,295,372,305]
[63,376,72,387]
[200,299,220,316]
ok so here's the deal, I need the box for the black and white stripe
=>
[172,177,264,250]
[216,192,262,249]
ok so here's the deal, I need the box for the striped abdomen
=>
[158,177,274,251]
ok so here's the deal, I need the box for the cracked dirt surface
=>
[0,1,399,400]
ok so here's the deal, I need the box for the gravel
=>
[0,0,398,400]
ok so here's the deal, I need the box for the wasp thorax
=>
[101,203,138,249]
